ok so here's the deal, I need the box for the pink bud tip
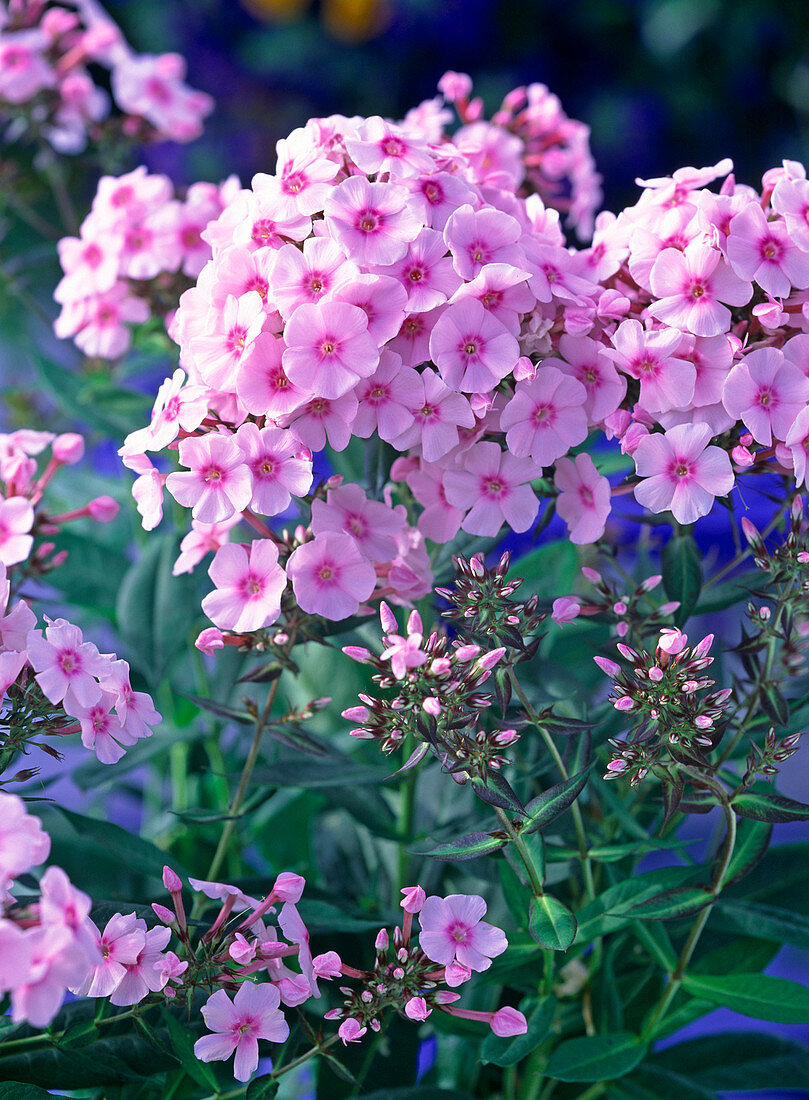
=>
[162,866,182,893]
[152,903,175,924]
[405,996,431,1021]
[342,646,372,663]
[400,885,426,913]
[52,433,85,464]
[422,696,441,716]
[379,601,398,634]
[272,871,305,902]
[581,567,602,584]
[593,655,620,677]
[87,495,119,522]
[614,696,635,711]
[313,950,342,978]
[375,928,389,950]
[552,597,581,624]
[195,627,224,654]
[490,1007,528,1037]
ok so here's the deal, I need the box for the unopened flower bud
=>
[400,885,426,913]
[490,1007,528,1037]
[375,928,389,951]
[163,866,182,893]
[152,903,175,925]
[52,433,85,464]
[87,495,119,522]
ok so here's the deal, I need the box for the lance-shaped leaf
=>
[732,791,809,823]
[625,885,713,921]
[546,1031,647,1082]
[470,771,526,817]
[651,1031,809,1092]
[521,763,593,835]
[414,831,507,861]
[714,899,809,950]
[661,531,702,626]
[681,973,809,1023]
[246,1077,280,1100]
[721,817,772,887]
[529,894,577,950]
[760,683,789,726]
[180,691,253,726]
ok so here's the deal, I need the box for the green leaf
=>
[481,997,555,1067]
[529,894,577,950]
[508,540,578,600]
[414,831,506,861]
[246,1076,280,1099]
[358,1090,476,1100]
[626,886,713,921]
[760,683,790,726]
[575,866,701,943]
[116,534,199,687]
[160,1007,217,1090]
[721,817,772,887]
[652,1031,809,1091]
[521,764,593,835]
[614,1065,718,1100]
[546,1031,647,1082]
[180,692,254,725]
[661,532,702,625]
[0,1087,72,1100]
[681,973,809,1023]
[732,791,809,823]
[254,759,389,788]
[713,898,809,950]
[499,859,532,930]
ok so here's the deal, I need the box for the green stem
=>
[395,735,418,902]
[494,805,544,897]
[640,797,737,1041]
[196,633,297,904]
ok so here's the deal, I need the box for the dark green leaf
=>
[0,1087,72,1100]
[499,859,532,929]
[652,1031,809,1091]
[661,533,702,625]
[246,1076,280,1099]
[481,997,555,1067]
[358,1090,476,1100]
[470,771,525,816]
[529,894,577,950]
[732,791,809,823]
[681,973,809,1023]
[414,831,506,861]
[180,692,254,725]
[161,1007,218,1090]
[760,684,790,726]
[522,764,593,835]
[626,886,712,921]
[721,817,772,887]
[614,1065,718,1100]
[253,759,389,788]
[713,898,809,950]
[546,1031,647,1082]
[575,866,701,943]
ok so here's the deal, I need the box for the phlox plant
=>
[1,5,809,1099]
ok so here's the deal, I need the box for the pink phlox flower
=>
[286,532,376,620]
[189,291,265,391]
[390,369,475,463]
[403,460,464,543]
[312,950,342,979]
[125,369,208,453]
[405,996,431,1021]
[323,175,421,266]
[449,262,535,334]
[338,1018,367,1044]
[38,866,98,965]
[624,204,700,290]
[554,453,612,544]
[635,159,733,209]
[552,596,582,625]
[524,241,596,306]
[223,188,311,254]
[201,540,287,633]
[11,924,87,1027]
[283,391,359,454]
[443,203,523,281]
[155,950,188,987]
[278,900,317,996]
[333,272,408,344]
[723,347,809,446]
[418,893,507,972]
[70,688,135,765]
[380,610,428,678]
[499,365,589,467]
[121,451,165,531]
[783,406,809,488]
[235,422,313,516]
[684,333,734,408]
[406,170,479,232]
[230,933,257,965]
[311,482,404,563]
[346,115,435,178]
[353,350,422,442]
[556,334,626,423]
[166,433,252,524]
[194,982,289,1082]
[443,441,540,537]
[96,659,161,741]
[71,912,147,998]
[173,515,241,576]
[236,333,306,419]
[376,227,461,313]
[633,422,735,524]
[109,922,172,1006]
[111,52,213,142]
[647,239,753,337]
[26,618,107,710]
[386,524,434,603]
[269,237,359,320]
[0,29,56,104]
[727,201,809,297]
[491,1007,529,1037]
[265,132,340,216]
[0,793,50,896]
[605,319,696,413]
[188,878,260,910]
[90,169,173,232]
[771,175,809,253]
[0,496,34,567]
[429,298,520,392]
[453,122,525,191]
[55,281,149,359]
[388,304,444,367]
[282,299,379,400]
[208,244,277,314]
[55,232,119,303]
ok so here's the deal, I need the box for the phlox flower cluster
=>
[342,601,518,779]
[0,0,212,153]
[324,884,525,1044]
[552,566,681,640]
[597,627,733,786]
[55,167,238,360]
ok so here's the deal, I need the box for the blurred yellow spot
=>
[322,0,391,42]
[242,0,313,23]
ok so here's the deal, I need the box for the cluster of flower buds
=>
[599,627,733,784]
[572,566,680,640]
[55,168,238,360]
[437,551,547,655]
[324,885,526,1044]
[436,70,602,239]
[0,428,118,575]
[0,0,212,154]
[742,496,809,586]
[342,601,517,783]
[741,726,802,786]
